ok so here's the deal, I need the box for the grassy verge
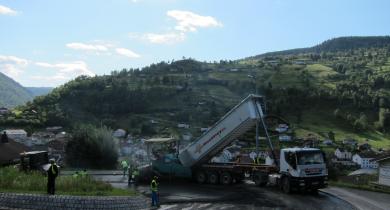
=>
[329,181,390,194]
[0,166,136,196]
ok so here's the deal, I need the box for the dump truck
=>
[148,94,328,193]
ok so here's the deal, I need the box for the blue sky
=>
[0,0,389,87]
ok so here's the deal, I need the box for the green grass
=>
[293,107,390,149]
[0,167,136,196]
[208,71,252,82]
[268,67,304,88]
[305,64,338,78]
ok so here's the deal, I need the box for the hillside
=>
[26,87,53,97]
[2,36,390,148]
[0,72,33,108]
[249,36,390,59]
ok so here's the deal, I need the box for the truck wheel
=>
[254,174,266,187]
[235,174,245,183]
[208,172,219,185]
[309,189,319,195]
[220,172,232,185]
[196,171,207,184]
[282,177,291,194]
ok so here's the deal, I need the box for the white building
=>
[2,129,27,141]
[352,153,378,169]
[113,129,126,138]
[279,135,292,142]
[276,124,289,133]
[177,123,190,129]
[182,133,192,141]
[0,107,9,115]
[31,131,55,145]
[376,156,390,187]
[323,139,333,145]
[335,148,352,160]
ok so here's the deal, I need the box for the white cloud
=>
[167,10,222,32]
[1,64,23,78]
[115,48,140,58]
[0,55,28,66]
[0,5,18,16]
[0,55,28,80]
[130,10,222,45]
[66,42,108,52]
[143,32,185,44]
[34,61,95,82]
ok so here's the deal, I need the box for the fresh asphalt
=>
[84,171,356,210]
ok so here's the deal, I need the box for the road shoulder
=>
[321,186,390,210]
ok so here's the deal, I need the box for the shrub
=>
[66,124,118,169]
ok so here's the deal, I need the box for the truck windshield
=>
[296,151,324,165]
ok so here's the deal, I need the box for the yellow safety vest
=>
[150,179,158,192]
[51,163,57,175]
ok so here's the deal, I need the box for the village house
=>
[182,133,192,141]
[46,126,63,133]
[343,138,358,146]
[266,60,280,66]
[31,131,55,145]
[275,124,289,133]
[279,135,292,142]
[352,152,378,169]
[0,107,9,115]
[322,139,333,146]
[55,132,67,141]
[375,156,390,187]
[292,59,307,65]
[177,123,190,129]
[335,148,353,160]
[2,129,27,142]
[0,138,29,165]
[113,129,126,138]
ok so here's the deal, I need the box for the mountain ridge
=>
[248,36,390,59]
[0,72,33,108]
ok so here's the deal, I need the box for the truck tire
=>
[235,173,245,183]
[220,172,232,185]
[253,174,267,187]
[208,172,219,185]
[282,177,291,194]
[309,189,319,195]
[195,171,207,184]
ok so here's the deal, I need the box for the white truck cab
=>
[278,148,328,193]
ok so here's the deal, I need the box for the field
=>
[0,167,136,196]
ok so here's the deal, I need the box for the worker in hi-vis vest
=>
[150,176,160,207]
[47,159,59,195]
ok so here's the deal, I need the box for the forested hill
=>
[250,36,390,58]
[0,72,33,108]
[26,87,53,97]
[3,36,390,148]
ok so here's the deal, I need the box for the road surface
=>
[88,172,355,210]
